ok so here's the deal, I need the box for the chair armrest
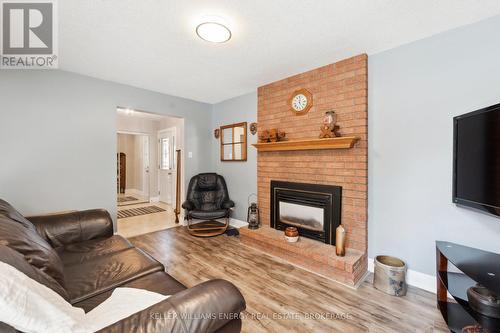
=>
[222,200,235,209]
[97,279,246,333]
[27,209,113,248]
[182,200,195,210]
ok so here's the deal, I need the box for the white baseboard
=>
[229,218,249,229]
[368,257,436,293]
[125,189,144,196]
[150,196,160,203]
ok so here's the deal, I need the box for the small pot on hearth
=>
[284,227,299,243]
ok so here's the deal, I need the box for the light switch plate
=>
[188,152,193,158]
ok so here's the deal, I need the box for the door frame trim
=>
[117,130,149,136]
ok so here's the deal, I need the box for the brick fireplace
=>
[240,54,368,287]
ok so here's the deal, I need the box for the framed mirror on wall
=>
[220,122,247,162]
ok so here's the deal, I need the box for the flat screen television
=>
[453,103,500,217]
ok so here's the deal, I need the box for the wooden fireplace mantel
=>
[252,136,359,152]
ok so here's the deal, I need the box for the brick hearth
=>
[248,53,368,286]
[239,226,366,287]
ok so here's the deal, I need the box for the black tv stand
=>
[436,241,500,332]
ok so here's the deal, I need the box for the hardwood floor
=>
[130,227,448,333]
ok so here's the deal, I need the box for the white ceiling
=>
[60,1,500,104]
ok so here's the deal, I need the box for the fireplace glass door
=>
[279,201,324,232]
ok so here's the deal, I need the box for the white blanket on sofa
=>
[85,287,169,332]
[0,262,169,333]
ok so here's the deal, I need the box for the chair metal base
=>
[187,217,229,237]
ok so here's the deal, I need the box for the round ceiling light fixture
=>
[196,22,231,43]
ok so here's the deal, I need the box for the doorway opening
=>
[117,132,150,206]
[116,107,185,238]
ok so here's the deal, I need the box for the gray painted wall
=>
[211,92,258,221]
[368,15,500,275]
[0,70,211,227]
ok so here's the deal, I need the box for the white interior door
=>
[142,135,150,199]
[158,128,176,205]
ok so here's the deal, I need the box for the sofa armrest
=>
[27,209,113,248]
[222,200,235,209]
[97,279,246,333]
[182,200,195,210]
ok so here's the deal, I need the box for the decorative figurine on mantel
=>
[319,111,341,138]
[268,129,286,142]
[259,128,286,143]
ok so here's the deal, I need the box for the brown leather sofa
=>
[0,199,245,333]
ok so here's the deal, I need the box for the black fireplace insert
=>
[270,181,341,245]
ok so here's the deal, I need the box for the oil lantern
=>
[247,202,260,230]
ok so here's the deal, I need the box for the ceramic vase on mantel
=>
[335,225,346,257]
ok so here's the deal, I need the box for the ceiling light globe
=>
[196,22,231,43]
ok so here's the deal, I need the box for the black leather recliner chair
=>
[182,173,234,237]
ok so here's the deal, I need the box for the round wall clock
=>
[288,88,313,115]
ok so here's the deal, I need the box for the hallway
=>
[116,201,179,238]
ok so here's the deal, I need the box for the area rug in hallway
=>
[118,206,166,219]
[117,196,138,203]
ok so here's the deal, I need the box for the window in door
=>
[160,138,170,170]
[160,137,175,170]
